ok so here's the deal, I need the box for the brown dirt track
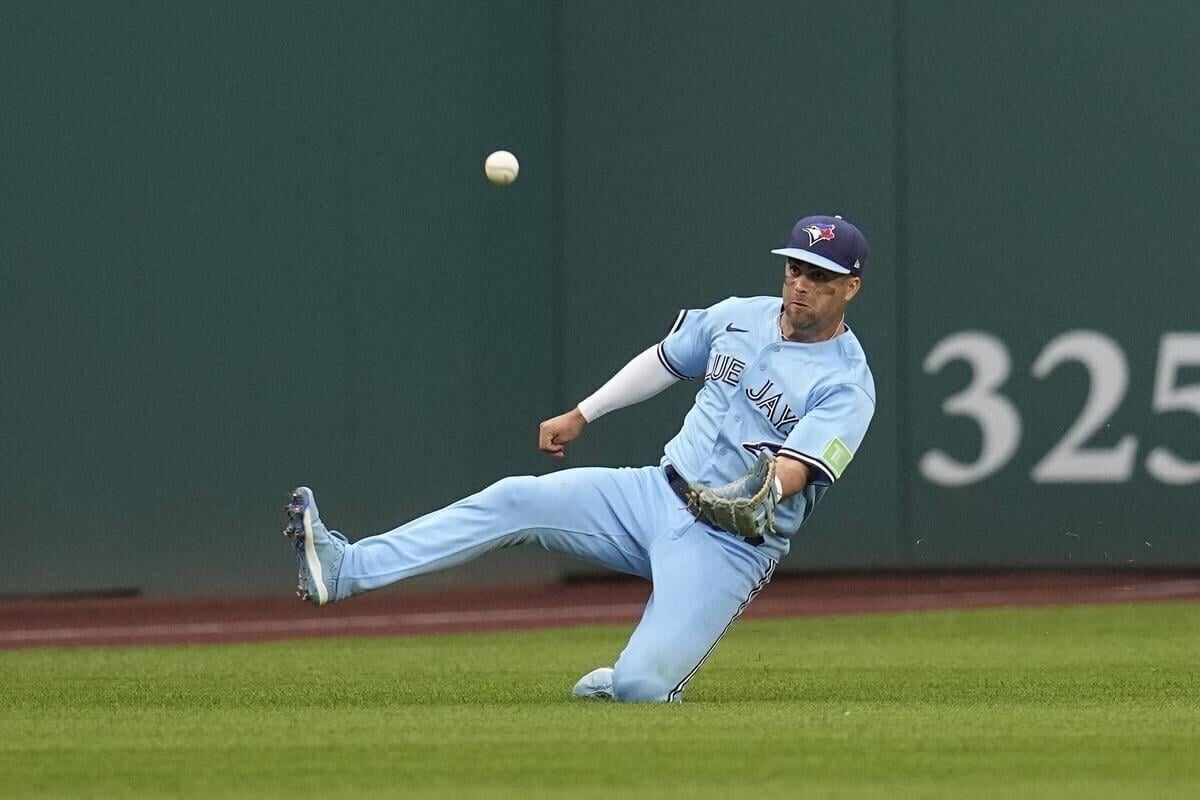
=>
[3,571,1198,651]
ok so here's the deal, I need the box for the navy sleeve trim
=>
[667,308,688,335]
[777,448,836,485]
[656,342,694,381]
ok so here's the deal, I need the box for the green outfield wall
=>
[2,1,1197,595]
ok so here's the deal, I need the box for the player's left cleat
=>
[283,486,347,606]
[571,666,614,700]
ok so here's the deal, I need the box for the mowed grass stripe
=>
[2,603,1198,800]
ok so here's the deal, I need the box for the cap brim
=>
[771,248,853,274]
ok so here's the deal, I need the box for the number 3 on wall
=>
[919,330,1200,486]
[919,332,1021,487]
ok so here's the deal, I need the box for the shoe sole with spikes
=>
[283,488,330,605]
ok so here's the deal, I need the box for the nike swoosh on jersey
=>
[725,323,749,333]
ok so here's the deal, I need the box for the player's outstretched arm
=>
[537,344,681,458]
[538,408,587,459]
[579,344,681,422]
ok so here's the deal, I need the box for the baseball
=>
[484,150,519,185]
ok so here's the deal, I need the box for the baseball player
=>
[283,214,875,703]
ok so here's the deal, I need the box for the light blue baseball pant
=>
[337,465,780,703]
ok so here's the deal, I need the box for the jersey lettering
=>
[704,353,746,386]
[745,378,800,434]
[775,406,800,433]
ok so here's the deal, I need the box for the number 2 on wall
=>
[920,330,1200,486]
[1029,331,1135,482]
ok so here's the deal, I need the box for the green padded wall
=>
[1,1,560,594]
[3,1,1197,595]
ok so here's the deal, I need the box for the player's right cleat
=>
[283,486,347,606]
[571,666,614,700]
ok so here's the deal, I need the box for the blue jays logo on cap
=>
[802,224,837,246]
[771,214,869,277]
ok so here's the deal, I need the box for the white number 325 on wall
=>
[920,331,1200,486]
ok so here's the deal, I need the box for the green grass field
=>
[3,603,1198,799]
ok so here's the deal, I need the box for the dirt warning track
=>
[2,571,1197,651]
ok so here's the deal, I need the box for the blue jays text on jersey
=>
[656,295,876,538]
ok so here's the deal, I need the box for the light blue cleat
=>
[572,667,614,700]
[283,486,347,606]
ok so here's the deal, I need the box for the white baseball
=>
[484,150,519,185]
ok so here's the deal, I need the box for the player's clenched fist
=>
[538,408,588,458]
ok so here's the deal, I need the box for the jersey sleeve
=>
[778,383,875,486]
[657,302,724,380]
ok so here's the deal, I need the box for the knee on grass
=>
[611,669,676,704]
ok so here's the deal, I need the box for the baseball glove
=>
[688,450,780,539]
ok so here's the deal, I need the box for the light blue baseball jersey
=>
[656,295,876,537]
[325,293,872,703]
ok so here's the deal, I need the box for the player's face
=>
[781,259,861,339]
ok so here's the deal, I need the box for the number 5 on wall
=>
[1146,333,1200,485]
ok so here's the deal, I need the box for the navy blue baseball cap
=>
[771,215,868,277]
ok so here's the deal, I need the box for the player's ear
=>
[843,276,862,302]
